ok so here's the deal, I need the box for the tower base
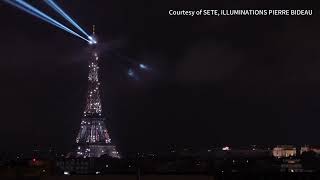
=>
[76,144,120,158]
[75,116,120,158]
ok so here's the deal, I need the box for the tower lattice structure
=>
[75,28,120,158]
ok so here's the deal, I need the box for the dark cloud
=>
[176,40,243,82]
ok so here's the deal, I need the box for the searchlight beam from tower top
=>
[44,0,91,38]
[3,0,92,43]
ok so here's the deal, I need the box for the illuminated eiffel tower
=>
[75,26,120,158]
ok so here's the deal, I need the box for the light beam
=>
[3,0,90,43]
[44,0,90,38]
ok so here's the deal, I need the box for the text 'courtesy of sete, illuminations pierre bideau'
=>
[168,9,313,16]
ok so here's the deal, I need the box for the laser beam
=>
[15,0,90,42]
[3,0,90,43]
[44,0,90,38]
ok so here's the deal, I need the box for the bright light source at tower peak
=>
[88,36,97,45]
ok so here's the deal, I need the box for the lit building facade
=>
[272,145,296,158]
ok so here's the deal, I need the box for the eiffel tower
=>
[75,26,120,158]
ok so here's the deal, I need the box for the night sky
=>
[0,1,320,153]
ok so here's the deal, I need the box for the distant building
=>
[272,145,296,158]
[214,147,272,159]
[300,145,320,155]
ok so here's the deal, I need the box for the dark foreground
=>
[2,173,320,180]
